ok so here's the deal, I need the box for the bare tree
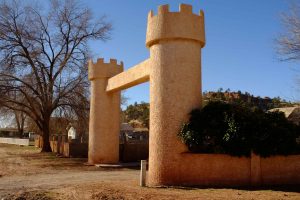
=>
[277,2,300,61]
[55,83,90,141]
[0,0,111,151]
[0,105,26,137]
[13,110,27,137]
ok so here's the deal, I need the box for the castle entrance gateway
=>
[88,4,205,186]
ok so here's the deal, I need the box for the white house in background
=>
[68,126,77,139]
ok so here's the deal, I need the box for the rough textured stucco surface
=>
[147,4,204,186]
[88,59,123,164]
[106,59,150,92]
[146,4,205,48]
[260,155,300,185]
[148,41,202,186]
[177,153,251,186]
[168,153,300,187]
[87,3,300,187]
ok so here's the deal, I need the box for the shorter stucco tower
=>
[146,4,206,186]
[88,59,123,164]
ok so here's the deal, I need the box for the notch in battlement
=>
[89,58,123,68]
[88,58,124,80]
[148,4,202,18]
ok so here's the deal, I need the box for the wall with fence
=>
[159,152,300,186]
[0,137,29,146]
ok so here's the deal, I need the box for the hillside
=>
[203,89,297,111]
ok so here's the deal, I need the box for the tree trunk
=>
[41,119,52,152]
[15,111,26,138]
[18,128,24,138]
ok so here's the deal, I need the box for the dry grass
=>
[0,143,299,200]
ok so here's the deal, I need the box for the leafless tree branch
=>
[0,0,111,151]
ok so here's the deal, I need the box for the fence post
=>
[140,160,147,187]
[250,151,262,186]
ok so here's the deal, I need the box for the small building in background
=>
[120,123,134,144]
[119,123,149,162]
[268,106,300,125]
[68,126,77,140]
[0,127,30,138]
[120,123,149,142]
[120,122,134,132]
[28,132,38,141]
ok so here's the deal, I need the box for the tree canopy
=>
[0,0,111,151]
[123,102,149,129]
[277,2,300,61]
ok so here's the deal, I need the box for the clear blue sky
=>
[86,0,299,105]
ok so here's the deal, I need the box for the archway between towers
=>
[87,4,300,187]
[87,4,205,186]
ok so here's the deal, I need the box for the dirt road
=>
[0,143,299,200]
[0,170,138,191]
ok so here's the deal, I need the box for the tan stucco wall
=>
[166,153,300,187]
[177,153,251,186]
[88,3,300,187]
[88,58,123,80]
[146,4,205,48]
[106,59,150,92]
[261,155,300,185]
[88,59,123,164]
[147,4,205,186]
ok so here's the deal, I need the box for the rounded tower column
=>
[88,58,123,164]
[146,4,206,186]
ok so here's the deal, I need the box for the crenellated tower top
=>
[146,4,205,48]
[88,58,123,80]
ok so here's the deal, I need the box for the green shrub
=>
[178,101,300,157]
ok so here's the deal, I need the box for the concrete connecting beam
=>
[106,59,150,92]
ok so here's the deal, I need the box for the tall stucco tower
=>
[88,59,123,164]
[146,4,205,185]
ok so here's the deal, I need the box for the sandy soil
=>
[0,143,299,200]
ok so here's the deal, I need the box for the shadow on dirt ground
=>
[0,144,299,200]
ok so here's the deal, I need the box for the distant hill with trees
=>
[123,102,149,129]
[203,88,297,111]
[123,89,298,128]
